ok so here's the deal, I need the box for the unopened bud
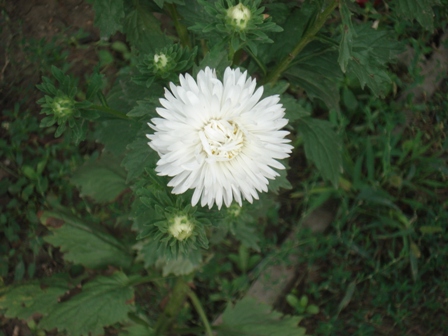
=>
[227,3,251,30]
[169,215,194,241]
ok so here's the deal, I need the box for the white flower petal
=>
[147,67,292,209]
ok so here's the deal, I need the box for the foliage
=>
[1,0,447,335]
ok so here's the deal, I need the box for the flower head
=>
[147,67,293,209]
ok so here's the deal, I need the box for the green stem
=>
[154,277,190,335]
[262,0,339,85]
[187,288,214,336]
[90,104,128,120]
[166,4,191,49]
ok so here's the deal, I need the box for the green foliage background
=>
[0,0,447,335]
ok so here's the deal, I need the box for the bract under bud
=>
[52,96,74,118]
[169,215,194,241]
[227,3,251,30]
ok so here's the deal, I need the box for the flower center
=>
[200,120,245,161]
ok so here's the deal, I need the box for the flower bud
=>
[227,3,251,30]
[154,53,169,70]
[52,96,74,118]
[169,215,194,241]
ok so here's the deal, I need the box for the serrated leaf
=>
[71,153,127,203]
[41,210,133,269]
[394,0,441,31]
[258,5,318,64]
[268,160,292,194]
[39,272,134,336]
[194,43,231,77]
[123,1,170,53]
[90,0,125,38]
[346,24,403,97]
[232,223,260,252]
[0,274,73,320]
[219,297,306,336]
[285,42,343,110]
[122,134,158,182]
[297,117,342,186]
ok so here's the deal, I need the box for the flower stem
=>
[262,0,339,85]
[154,277,189,335]
[90,104,128,120]
[187,288,214,336]
[166,4,191,49]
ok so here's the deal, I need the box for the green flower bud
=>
[227,3,251,30]
[154,53,169,71]
[52,96,75,118]
[228,203,242,217]
[168,215,194,241]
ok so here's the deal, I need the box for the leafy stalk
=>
[187,288,214,336]
[166,4,191,49]
[154,277,190,335]
[263,0,339,85]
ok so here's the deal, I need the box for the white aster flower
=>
[147,67,293,209]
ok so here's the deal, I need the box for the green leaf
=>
[123,1,170,53]
[119,323,155,336]
[86,71,104,101]
[285,42,343,110]
[346,24,403,97]
[71,153,127,203]
[0,274,72,320]
[89,0,125,38]
[219,297,306,336]
[41,210,133,269]
[337,281,356,316]
[122,134,158,182]
[393,0,441,31]
[194,43,231,77]
[39,272,134,336]
[153,0,185,8]
[268,160,292,194]
[338,0,355,73]
[297,117,342,186]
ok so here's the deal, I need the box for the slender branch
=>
[187,288,214,336]
[262,0,339,85]
[166,4,191,49]
[90,104,128,119]
[154,277,189,335]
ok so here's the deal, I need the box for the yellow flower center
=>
[199,120,245,161]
